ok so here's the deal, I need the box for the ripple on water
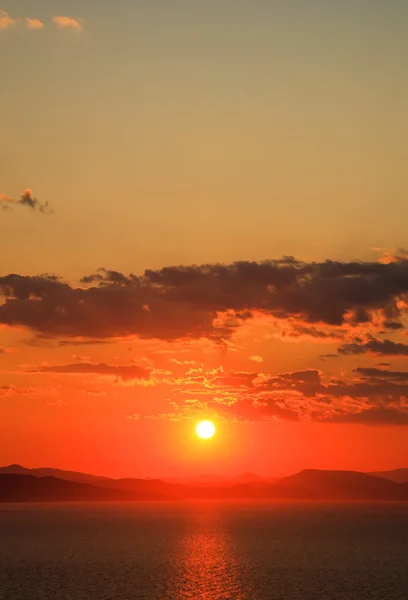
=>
[1,502,408,599]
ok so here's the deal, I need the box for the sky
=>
[1,1,408,478]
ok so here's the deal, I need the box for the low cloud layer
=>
[1,257,408,340]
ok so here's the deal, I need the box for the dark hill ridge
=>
[0,464,110,484]
[0,474,174,502]
[277,469,403,500]
[367,468,408,484]
[0,474,132,502]
[2,466,408,502]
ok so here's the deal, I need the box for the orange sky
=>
[2,257,408,477]
[1,1,408,477]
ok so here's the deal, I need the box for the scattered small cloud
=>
[249,355,263,363]
[0,189,52,214]
[0,192,13,211]
[0,9,15,29]
[17,189,52,213]
[25,18,44,30]
[52,16,83,31]
[0,11,84,32]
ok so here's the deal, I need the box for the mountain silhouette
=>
[0,464,110,484]
[277,469,403,500]
[367,468,408,484]
[0,474,173,502]
[2,466,408,502]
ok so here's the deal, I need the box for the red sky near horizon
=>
[2,1,408,478]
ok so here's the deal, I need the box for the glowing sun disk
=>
[196,420,216,439]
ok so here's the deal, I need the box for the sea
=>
[1,502,408,599]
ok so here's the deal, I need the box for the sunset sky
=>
[1,1,408,478]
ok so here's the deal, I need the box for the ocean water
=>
[1,502,408,599]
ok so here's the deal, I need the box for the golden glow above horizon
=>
[196,420,216,440]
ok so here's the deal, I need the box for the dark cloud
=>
[1,189,53,214]
[325,407,408,426]
[25,334,113,347]
[209,397,300,422]
[81,269,138,287]
[30,362,151,382]
[383,320,404,330]
[354,367,408,381]
[280,369,321,383]
[339,338,408,356]
[17,189,52,213]
[283,325,339,339]
[1,257,408,340]
[212,371,259,388]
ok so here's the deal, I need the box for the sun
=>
[196,420,216,439]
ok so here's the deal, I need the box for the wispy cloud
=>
[52,16,83,31]
[0,9,15,29]
[0,189,53,214]
[31,362,151,382]
[25,18,44,31]
[0,193,13,211]
[0,11,83,32]
[250,356,263,363]
[17,189,52,213]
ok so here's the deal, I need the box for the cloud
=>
[156,363,408,425]
[0,346,18,354]
[81,269,138,287]
[325,407,408,426]
[1,257,408,340]
[249,355,263,363]
[383,320,404,330]
[375,247,408,264]
[209,397,300,422]
[280,369,321,383]
[17,189,52,213]
[0,12,84,33]
[26,334,112,348]
[0,11,44,31]
[0,385,56,397]
[0,193,13,211]
[25,18,44,30]
[339,338,408,356]
[31,362,151,382]
[52,16,83,31]
[0,10,15,29]
[1,189,52,214]
[354,367,408,381]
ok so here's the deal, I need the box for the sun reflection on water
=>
[171,505,248,600]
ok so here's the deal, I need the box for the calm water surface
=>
[1,502,408,599]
